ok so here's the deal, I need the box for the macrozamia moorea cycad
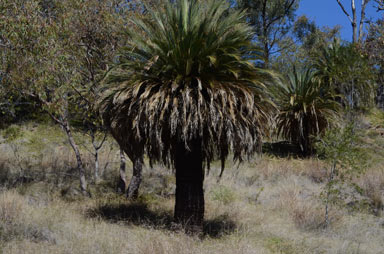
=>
[272,67,341,155]
[99,0,276,231]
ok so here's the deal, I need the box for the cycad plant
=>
[272,67,340,156]
[100,0,275,231]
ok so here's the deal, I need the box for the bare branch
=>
[336,0,354,23]
[32,95,64,126]
[266,0,296,28]
[95,131,108,150]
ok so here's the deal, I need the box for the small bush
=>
[2,126,23,142]
[211,186,236,205]
[265,236,298,254]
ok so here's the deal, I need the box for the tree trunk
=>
[335,0,358,43]
[358,0,368,43]
[262,0,270,67]
[300,118,311,156]
[63,122,88,195]
[174,139,205,233]
[351,0,357,43]
[126,155,143,199]
[94,151,100,183]
[43,98,88,196]
[263,43,270,67]
[118,148,127,193]
[90,130,105,183]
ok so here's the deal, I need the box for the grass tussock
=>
[355,167,384,215]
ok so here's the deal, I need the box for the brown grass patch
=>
[355,167,384,215]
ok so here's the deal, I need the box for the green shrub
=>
[211,185,236,205]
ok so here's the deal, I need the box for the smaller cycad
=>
[272,67,340,155]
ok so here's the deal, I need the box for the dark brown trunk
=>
[126,155,143,199]
[118,148,127,193]
[301,118,311,156]
[263,43,270,67]
[174,139,205,233]
[262,0,269,67]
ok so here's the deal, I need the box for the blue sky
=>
[297,0,383,41]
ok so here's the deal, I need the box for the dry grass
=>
[270,175,341,231]
[0,190,24,225]
[0,123,384,253]
[354,167,384,215]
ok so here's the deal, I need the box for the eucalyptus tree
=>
[0,0,143,194]
[335,0,370,43]
[0,0,91,194]
[61,0,127,184]
[67,0,163,196]
[100,0,275,231]
[272,15,341,74]
[237,0,300,66]
[314,40,376,110]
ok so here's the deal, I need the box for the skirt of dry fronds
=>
[101,79,269,169]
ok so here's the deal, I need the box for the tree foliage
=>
[0,0,137,193]
[365,17,384,108]
[314,40,376,109]
[236,0,299,66]
[272,16,341,73]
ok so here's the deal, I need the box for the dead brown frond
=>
[101,80,273,169]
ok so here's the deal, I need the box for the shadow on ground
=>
[87,201,237,238]
[262,141,304,158]
[203,214,237,238]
